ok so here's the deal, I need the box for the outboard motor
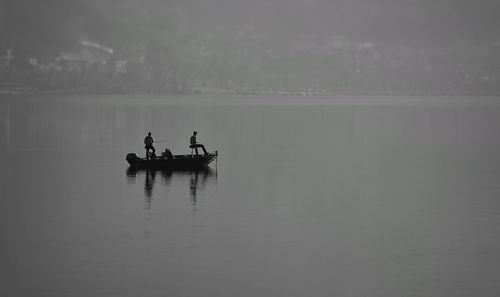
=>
[126,153,138,165]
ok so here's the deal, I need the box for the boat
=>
[126,151,218,169]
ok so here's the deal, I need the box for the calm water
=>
[1,94,500,297]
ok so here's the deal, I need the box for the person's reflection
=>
[189,168,215,208]
[159,169,173,187]
[189,170,199,207]
[126,166,216,209]
[144,169,156,209]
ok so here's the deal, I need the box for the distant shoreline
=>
[2,84,500,97]
[0,85,75,96]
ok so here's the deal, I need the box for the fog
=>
[2,0,500,94]
[3,3,500,296]
[3,0,500,47]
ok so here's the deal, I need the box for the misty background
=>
[3,2,500,296]
[2,0,500,94]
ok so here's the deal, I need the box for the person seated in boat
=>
[162,147,174,160]
[144,132,156,159]
[189,131,208,156]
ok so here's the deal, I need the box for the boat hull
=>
[126,152,217,169]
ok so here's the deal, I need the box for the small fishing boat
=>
[126,151,218,169]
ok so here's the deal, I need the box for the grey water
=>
[1,94,500,297]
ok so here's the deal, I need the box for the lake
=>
[1,94,500,297]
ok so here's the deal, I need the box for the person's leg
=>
[199,144,208,155]
[146,148,150,159]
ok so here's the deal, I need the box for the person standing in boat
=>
[144,132,156,159]
[190,131,208,155]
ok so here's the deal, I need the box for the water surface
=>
[1,94,500,297]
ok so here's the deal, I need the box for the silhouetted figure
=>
[162,147,174,159]
[189,131,208,156]
[144,132,156,159]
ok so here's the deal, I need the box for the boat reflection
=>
[126,166,217,209]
